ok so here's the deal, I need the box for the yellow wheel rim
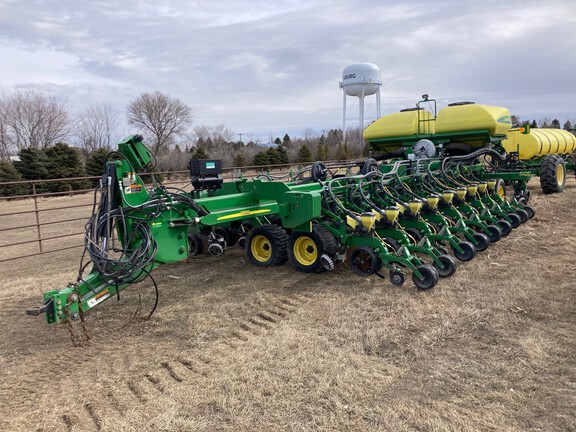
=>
[293,236,318,266]
[497,184,506,199]
[250,234,272,263]
[556,163,565,186]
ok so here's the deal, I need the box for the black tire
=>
[485,224,502,243]
[472,232,490,252]
[516,208,529,224]
[390,270,405,287]
[540,155,566,194]
[433,254,458,278]
[523,205,536,219]
[453,241,476,262]
[507,213,521,229]
[404,227,424,243]
[384,237,402,253]
[288,225,337,273]
[349,246,382,276]
[188,233,204,256]
[497,219,512,236]
[246,225,288,267]
[412,265,439,291]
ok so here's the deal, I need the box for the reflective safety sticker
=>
[87,289,110,308]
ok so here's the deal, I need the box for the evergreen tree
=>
[14,148,48,181]
[0,161,29,197]
[267,148,282,165]
[274,137,282,146]
[276,145,290,164]
[530,119,538,128]
[335,143,349,161]
[233,153,247,167]
[315,135,328,161]
[551,119,561,129]
[85,148,109,185]
[253,151,270,166]
[191,147,209,159]
[564,120,573,131]
[282,133,291,148]
[296,144,313,163]
[44,143,90,192]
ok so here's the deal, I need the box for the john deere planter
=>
[28,96,548,332]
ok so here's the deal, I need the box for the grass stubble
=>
[0,178,574,431]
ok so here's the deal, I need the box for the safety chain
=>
[65,283,92,347]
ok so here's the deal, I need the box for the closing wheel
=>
[390,270,405,287]
[412,265,439,291]
[523,205,536,219]
[453,241,476,262]
[507,213,521,228]
[540,155,566,194]
[246,225,288,267]
[485,224,502,243]
[348,246,382,276]
[433,254,458,278]
[497,219,512,236]
[289,223,338,273]
[472,232,490,252]
[516,208,529,224]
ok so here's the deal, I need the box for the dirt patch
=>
[0,178,575,431]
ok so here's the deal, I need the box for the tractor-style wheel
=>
[540,155,566,194]
[412,265,439,291]
[485,224,502,243]
[348,246,382,276]
[433,254,458,278]
[453,241,476,262]
[246,225,288,267]
[497,219,512,236]
[289,225,337,273]
[523,205,536,219]
[472,232,490,252]
[494,179,506,200]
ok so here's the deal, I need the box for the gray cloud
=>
[0,0,574,140]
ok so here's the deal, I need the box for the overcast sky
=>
[0,0,574,142]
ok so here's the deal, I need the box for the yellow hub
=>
[497,184,506,199]
[250,234,272,263]
[293,236,318,266]
[556,163,565,186]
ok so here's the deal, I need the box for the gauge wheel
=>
[412,265,439,291]
[433,254,458,278]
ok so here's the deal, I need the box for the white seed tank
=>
[340,62,382,96]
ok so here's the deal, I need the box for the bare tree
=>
[77,102,120,151]
[0,89,72,151]
[126,91,193,155]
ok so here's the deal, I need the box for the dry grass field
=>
[0,177,575,431]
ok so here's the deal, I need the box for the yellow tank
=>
[501,128,576,159]
[435,103,512,135]
[363,108,435,140]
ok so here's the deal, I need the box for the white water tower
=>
[339,62,382,139]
